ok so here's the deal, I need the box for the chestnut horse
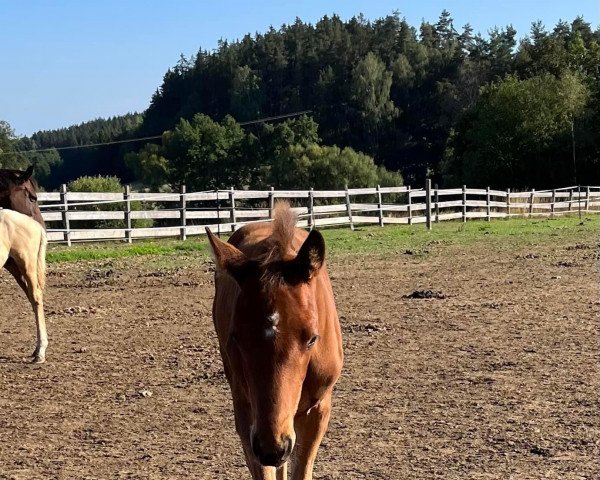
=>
[206,202,343,480]
[0,208,48,362]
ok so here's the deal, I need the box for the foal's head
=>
[0,167,44,226]
[207,216,325,467]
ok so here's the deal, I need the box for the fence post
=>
[486,186,491,222]
[376,184,384,227]
[216,189,221,238]
[229,187,237,232]
[529,189,535,217]
[268,186,275,219]
[462,185,467,222]
[124,185,132,243]
[345,185,354,231]
[425,179,432,230]
[506,188,511,217]
[180,184,187,241]
[60,183,71,247]
[407,185,412,225]
[586,186,590,212]
[434,184,439,223]
[308,187,314,231]
[568,189,573,212]
[551,189,556,217]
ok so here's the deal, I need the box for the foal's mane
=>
[255,201,301,288]
[267,201,297,261]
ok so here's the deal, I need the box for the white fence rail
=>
[37,184,600,246]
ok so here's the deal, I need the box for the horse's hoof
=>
[32,355,45,364]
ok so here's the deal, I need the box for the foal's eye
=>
[307,335,319,349]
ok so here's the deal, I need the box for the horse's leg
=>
[20,259,47,363]
[244,447,278,480]
[4,259,41,358]
[254,463,277,479]
[276,462,288,480]
[290,392,332,480]
[0,252,10,278]
[3,258,29,298]
[0,250,9,267]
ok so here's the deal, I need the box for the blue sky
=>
[1,0,598,136]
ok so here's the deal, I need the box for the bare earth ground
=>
[0,227,598,479]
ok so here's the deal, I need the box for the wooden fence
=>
[37,184,600,245]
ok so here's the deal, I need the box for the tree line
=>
[1,11,598,191]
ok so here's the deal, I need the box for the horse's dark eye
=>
[25,190,37,202]
[307,335,319,349]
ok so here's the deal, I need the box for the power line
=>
[1,135,163,156]
[239,110,312,126]
[0,109,313,156]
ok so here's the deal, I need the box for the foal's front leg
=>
[276,463,287,480]
[290,392,332,480]
[241,442,279,480]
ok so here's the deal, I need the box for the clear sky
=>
[1,0,598,136]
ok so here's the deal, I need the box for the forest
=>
[1,11,598,191]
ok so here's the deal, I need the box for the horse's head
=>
[207,227,325,467]
[0,167,45,227]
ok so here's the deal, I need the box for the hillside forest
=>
[1,11,599,191]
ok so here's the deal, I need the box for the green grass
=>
[322,215,599,255]
[47,238,210,263]
[46,215,599,264]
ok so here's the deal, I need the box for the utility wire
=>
[0,109,313,156]
[238,110,311,126]
[1,135,163,155]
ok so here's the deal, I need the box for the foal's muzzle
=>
[251,433,293,467]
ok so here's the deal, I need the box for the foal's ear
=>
[288,230,325,282]
[205,228,256,283]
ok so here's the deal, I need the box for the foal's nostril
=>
[251,434,293,467]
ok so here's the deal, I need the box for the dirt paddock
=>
[0,227,598,479]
